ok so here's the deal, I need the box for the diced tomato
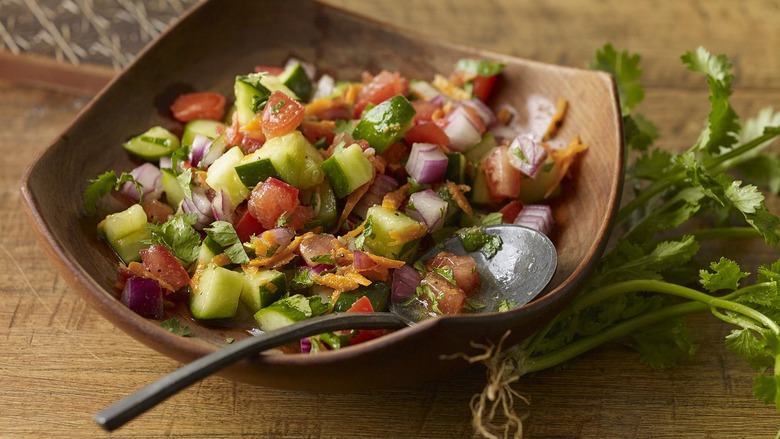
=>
[288,204,314,231]
[482,145,522,201]
[353,70,408,117]
[300,119,337,146]
[248,177,300,229]
[345,296,385,344]
[421,272,466,315]
[499,199,524,223]
[411,100,441,122]
[427,252,481,296]
[234,204,265,242]
[261,90,305,138]
[139,244,190,291]
[170,92,226,122]
[379,142,411,166]
[403,122,450,146]
[253,65,285,75]
[347,295,375,313]
[140,199,173,223]
[470,74,498,102]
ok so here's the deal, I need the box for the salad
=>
[83,57,585,352]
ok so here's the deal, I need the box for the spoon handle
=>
[94,312,407,431]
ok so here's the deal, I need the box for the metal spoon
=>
[94,224,556,431]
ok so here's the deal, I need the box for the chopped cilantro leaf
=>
[83,171,141,214]
[160,318,191,337]
[457,226,503,259]
[354,217,375,251]
[433,267,456,285]
[205,221,250,264]
[310,254,335,266]
[145,213,201,264]
[454,59,505,77]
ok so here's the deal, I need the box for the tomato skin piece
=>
[170,92,226,123]
[499,199,524,223]
[253,65,285,75]
[261,90,306,138]
[347,295,375,313]
[411,100,441,122]
[482,144,522,201]
[233,204,265,243]
[353,70,408,118]
[470,74,498,102]
[140,244,190,291]
[427,252,481,296]
[345,296,385,345]
[403,121,450,146]
[248,177,300,229]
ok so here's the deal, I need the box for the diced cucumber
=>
[234,74,272,127]
[362,205,425,262]
[190,264,245,320]
[253,294,316,332]
[201,132,229,167]
[332,283,390,312]
[240,267,287,313]
[205,146,248,204]
[306,181,338,229]
[353,94,416,153]
[198,236,222,264]
[469,165,493,206]
[320,143,373,198]
[279,61,313,102]
[160,168,186,209]
[234,158,278,189]
[464,132,497,162]
[181,119,225,148]
[445,152,467,184]
[123,126,180,161]
[97,204,151,264]
[240,131,323,190]
[519,161,561,203]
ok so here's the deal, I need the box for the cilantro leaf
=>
[589,43,644,113]
[145,213,201,264]
[83,171,141,214]
[454,59,505,77]
[725,328,774,370]
[681,47,740,154]
[623,114,659,152]
[204,221,250,264]
[354,217,374,251]
[626,317,696,369]
[699,257,749,292]
[160,318,192,337]
[457,226,503,259]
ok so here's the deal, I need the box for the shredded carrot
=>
[304,97,340,118]
[388,223,428,246]
[344,83,362,105]
[496,107,514,125]
[447,181,474,216]
[547,135,588,197]
[311,272,361,292]
[543,98,568,141]
[432,74,472,101]
[342,222,365,240]
[123,261,176,292]
[339,179,373,227]
[211,253,232,267]
[366,253,406,269]
[248,234,305,269]
[382,183,410,210]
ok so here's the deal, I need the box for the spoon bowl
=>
[20,0,623,392]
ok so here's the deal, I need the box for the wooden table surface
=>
[3,0,780,437]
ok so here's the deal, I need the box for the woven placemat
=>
[0,0,201,93]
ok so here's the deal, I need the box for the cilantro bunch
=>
[513,45,780,407]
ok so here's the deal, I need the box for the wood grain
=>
[3,0,780,437]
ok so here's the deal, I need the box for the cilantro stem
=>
[524,279,780,373]
[615,128,780,225]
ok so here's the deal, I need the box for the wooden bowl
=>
[20,0,623,391]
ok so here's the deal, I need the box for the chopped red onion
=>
[309,264,333,274]
[121,276,164,319]
[120,162,163,201]
[188,134,212,168]
[181,187,214,230]
[513,204,554,236]
[158,156,172,169]
[352,250,377,270]
[211,189,235,223]
[391,264,421,304]
[354,174,399,219]
[405,143,448,184]
[270,227,295,249]
[300,337,312,354]
[312,74,335,100]
[405,189,448,231]
[461,99,497,127]
[443,106,483,152]
[508,134,548,178]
